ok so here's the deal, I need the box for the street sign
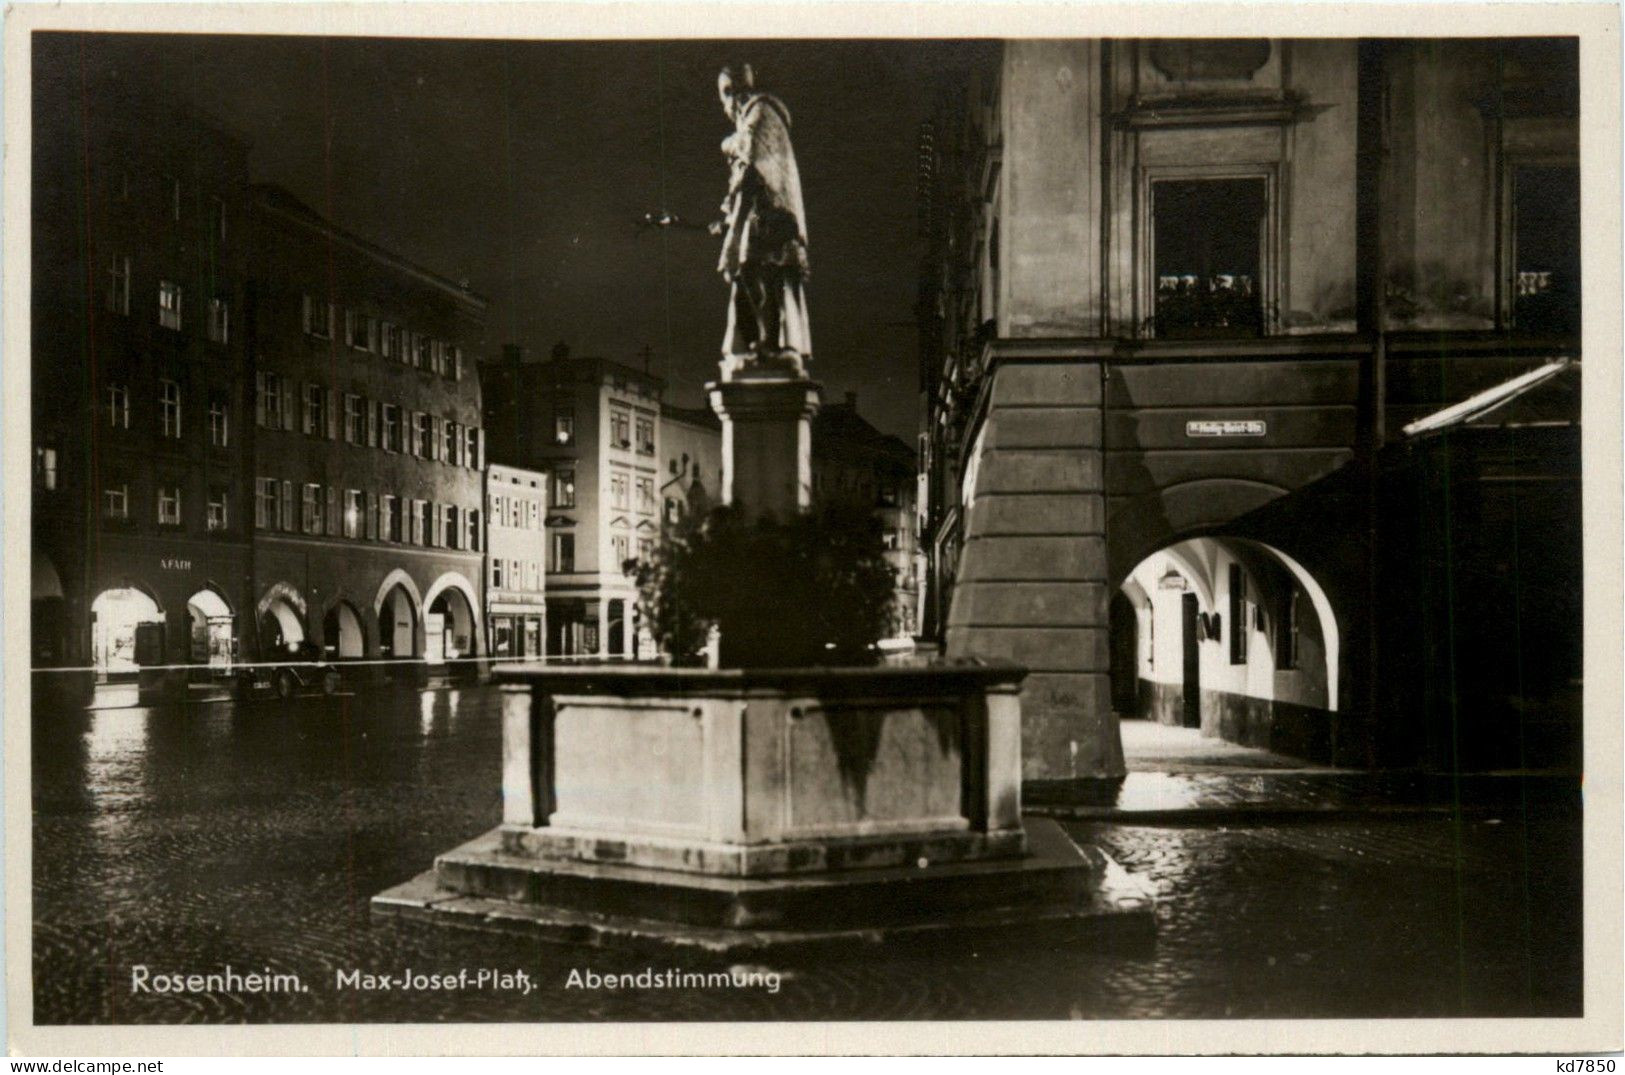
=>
[1186,419,1266,437]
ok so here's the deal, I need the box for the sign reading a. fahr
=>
[1186,419,1266,438]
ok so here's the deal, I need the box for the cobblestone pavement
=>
[31,686,1581,1023]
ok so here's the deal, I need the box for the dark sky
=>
[55,34,990,440]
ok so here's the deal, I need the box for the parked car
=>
[235,642,341,701]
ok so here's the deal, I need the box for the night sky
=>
[49,34,992,440]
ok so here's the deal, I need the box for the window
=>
[106,384,130,429]
[103,482,129,520]
[209,395,229,447]
[382,495,400,542]
[464,426,480,469]
[551,532,575,573]
[302,483,324,534]
[416,413,434,457]
[1276,587,1300,670]
[465,508,481,552]
[553,468,576,509]
[304,383,326,436]
[165,175,181,221]
[207,295,229,344]
[528,501,540,530]
[1152,178,1266,338]
[380,323,399,361]
[610,471,629,510]
[610,408,631,449]
[490,492,505,523]
[553,404,576,446]
[159,379,182,439]
[1512,165,1580,335]
[35,446,57,491]
[302,294,333,339]
[638,536,654,563]
[612,534,630,572]
[636,476,654,514]
[491,559,505,588]
[344,394,364,444]
[105,255,131,315]
[255,478,277,529]
[444,344,461,380]
[158,280,183,331]
[442,419,458,462]
[381,405,399,452]
[344,489,362,539]
[509,498,523,528]
[635,416,655,456]
[1228,563,1248,665]
[345,310,376,352]
[525,560,540,591]
[158,484,182,527]
[207,488,228,532]
[415,335,432,370]
[279,480,295,532]
[415,500,432,546]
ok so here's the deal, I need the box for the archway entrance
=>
[90,587,164,674]
[379,584,418,668]
[1112,535,1340,766]
[33,554,66,666]
[187,588,235,669]
[323,602,365,660]
[426,588,475,665]
[259,595,306,657]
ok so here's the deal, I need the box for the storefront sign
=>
[159,558,193,571]
[1186,419,1266,438]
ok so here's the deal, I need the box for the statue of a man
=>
[711,64,812,373]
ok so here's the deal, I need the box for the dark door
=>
[1108,591,1139,715]
[1181,593,1202,728]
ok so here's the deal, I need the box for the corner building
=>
[919,39,1580,780]
[245,185,488,677]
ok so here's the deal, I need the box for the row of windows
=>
[489,493,545,531]
[608,407,656,455]
[302,296,463,381]
[254,373,484,468]
[609,534,655,573]
[101,481,230,531]
[489,557,543,592]
[253,478,482,551]
[110,171,228,238]
[103,381,231,446]
[608,471,657,514]
[104,257,230,342]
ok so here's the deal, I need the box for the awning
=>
[1401,358,1576,439]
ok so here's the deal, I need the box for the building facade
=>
[480,347,662,659]
[658,404,723,525]
[246,185,488,677]
[918,39,1580,779]
[812,393,923,645]
[485,464,548,661]
[32,50,254,698]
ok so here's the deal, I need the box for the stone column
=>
[708,374,821,520]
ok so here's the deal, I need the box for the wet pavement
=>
[31,686,1582,1023]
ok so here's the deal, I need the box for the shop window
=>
[1512,165,1580,335]
[345,489,362,539]
[1152,178,1266,338]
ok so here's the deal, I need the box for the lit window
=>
[158,484,182,527]
[34,446,57,491]
[344,489,362,539]
[159,379,182,439]
[209,396,229,447]
[207,488,228,532]
[554,408,575,446]
[105,255,131,315]
[207,296,230,344]
[553,469,576,509]
[158,280,183,331]
[103,482,129,520]
[106,384,130,429]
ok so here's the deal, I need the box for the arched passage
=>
[423,572,480,664]
[90,586,164,673]
[322,601,366,660]
[257,584,307,657]
[1113,534,1342,763]
[187,587,235,668]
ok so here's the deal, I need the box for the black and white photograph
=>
[6,3,1621,1056]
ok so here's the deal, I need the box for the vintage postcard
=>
[4,1,1621,1057]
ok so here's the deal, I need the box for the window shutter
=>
[366,400,378,447]
[326,388,339,439]
[281,377,295,431]
[409,412,422,457]
[280,480,294,530]
[255,372,267,427]
[429,418,440,461]
[365,492,377,540]
[432,504,443,547]
[326,486,339,536]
